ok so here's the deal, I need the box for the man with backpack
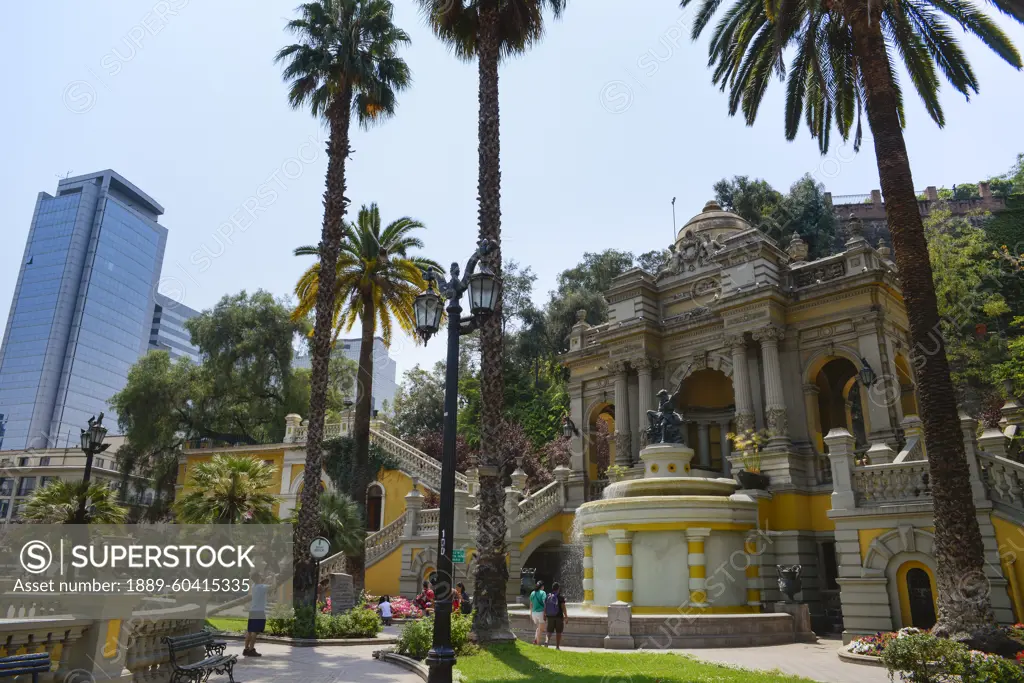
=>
[528,579,547,645]
[544,582,568,650]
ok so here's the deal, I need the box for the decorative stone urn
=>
[777,565,802,603]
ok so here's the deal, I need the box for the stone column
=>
[803,384,823,453]
[698,422,711,469]
[729,336,755,432]
[608,529,634,604]
[611,361,632,467]
[686,528,711,608]
[582,537,595,605]
[753,326,789,445]
[745,534,762,608]
[634,358,657,446]
[403,482,424,537]
[823,429,856,511]
[959,414,990,505]
[719,420,732,475]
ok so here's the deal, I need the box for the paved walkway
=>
[229,642,420,683]
[558,638,888,683]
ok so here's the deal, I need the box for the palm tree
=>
[293,203,436,586]
[415,0,568,643]
[276,0,411,612]
[682,0,1023,636]
[22,480,128,524]
[173,455,278,524]
[291,490,366,565]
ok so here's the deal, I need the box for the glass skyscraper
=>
[149,293,201,364]
[0,170,167,450]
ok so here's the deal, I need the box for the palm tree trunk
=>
[472,0,513,643]
[350,294,377,595]
[294,87,353,621]
[845,2,994,636]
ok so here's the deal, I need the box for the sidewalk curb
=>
[373,650,428,681]
[837,645,885,667]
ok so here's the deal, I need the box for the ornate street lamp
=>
[562,415,579,439]
[858,358,877,388]
[413,239,500,683]
[75,413,110,523]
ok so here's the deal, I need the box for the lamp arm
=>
[459,238,497,289]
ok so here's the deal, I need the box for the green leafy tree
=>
[174,455,278,524]
[683,0,1024,636]
[713,175,783,227]
[391,363,447,438]
[320,436,399,499]
[416,0,568,641]
[293,204,435,589]
[276,0,411,616]
[637,249,672,274]
[22,480,128,524]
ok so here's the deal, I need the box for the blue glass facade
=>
[0,171,166,449]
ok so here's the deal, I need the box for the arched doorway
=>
[897,561,937,629]
[675,368,734,473]
[366,483,384,532]
[520,538,580,602]
[894,354,918,418]
[586,401,615,492]
[811,357,869,452]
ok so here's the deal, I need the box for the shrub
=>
[881,632,1024,683]
[267,603,295,636]
[264,603,382,639]
[336,606,383,638]
[396,612,476,661]
[397,617,434,660]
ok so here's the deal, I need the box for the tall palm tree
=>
[22,480,128,524]
[415,0,568,642]
[682,0,1023,636]
[293,203,436,587]
[173,455,278,524]
[276,0,411,612]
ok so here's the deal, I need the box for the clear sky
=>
[3,0,1023,385]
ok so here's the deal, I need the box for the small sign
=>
[452,549,466,564]
[309,537,331,560]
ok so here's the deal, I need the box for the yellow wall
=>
[990,515,1024,621]
[365,546,403,597]
[858,528,890,561]
[678,369,734,409]
[519,513,574,555]
[376,469,414,527]
[758,492,833,532]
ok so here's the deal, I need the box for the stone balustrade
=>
[0,617,91,683]
[851,461,931,506]
[418,509,440,536]
[517,480,563,531]
[366,511,408,566]
[979,452,1024,517]
[318,550,347,582]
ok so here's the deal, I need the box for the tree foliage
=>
[22,480,129,524]
[173,454,279,524]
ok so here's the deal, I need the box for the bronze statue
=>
[646,364,689,444]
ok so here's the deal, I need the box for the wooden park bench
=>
[0,653,51,682]
[163,631,237,683]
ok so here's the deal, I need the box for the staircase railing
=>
[851,461,931,507]
[365,511,408,567]
[418,509,440,536]
[979,452,1024,519]
[518,480,563,531]
[318,550,347,582]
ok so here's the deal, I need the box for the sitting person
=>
[378,595,393,626]
[414,580,435,614]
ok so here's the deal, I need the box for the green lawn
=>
[454,642,813,683]
[205,617,248,633]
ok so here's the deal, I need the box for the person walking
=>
[243,571,269,657]
[528,580,547,645]
[544,582,568,650]
[379,595,393,626]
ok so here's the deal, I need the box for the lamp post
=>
[413,239,500,683]
[74,412,110,524]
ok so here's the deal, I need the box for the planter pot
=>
[736,470,769,490]
[777,564,803,602]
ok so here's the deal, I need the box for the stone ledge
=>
[836,645,885,668]
[211,631,398,647]
[374,650,428,680]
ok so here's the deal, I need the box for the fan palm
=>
[682,0,1023,635]
[290,491,366,563]
[415,0,567,642]
[22,480,128,524]
[293,203,436,586]
[276,0,411,612]
[173,455,278,524]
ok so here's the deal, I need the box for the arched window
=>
[367,483,384,532]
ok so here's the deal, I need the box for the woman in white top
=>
[378,595,393,626]
[244,571,269,657]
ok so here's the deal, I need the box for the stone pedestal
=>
[330,573,355,614]
[773,602,816,643]
[604,602,635,650]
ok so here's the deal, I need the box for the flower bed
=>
[363,594,424,620]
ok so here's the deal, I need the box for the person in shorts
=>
[544,581,567,650]
[528,580,547,645]
[244,571,269,657]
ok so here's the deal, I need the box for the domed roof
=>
[677,200,752,242]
